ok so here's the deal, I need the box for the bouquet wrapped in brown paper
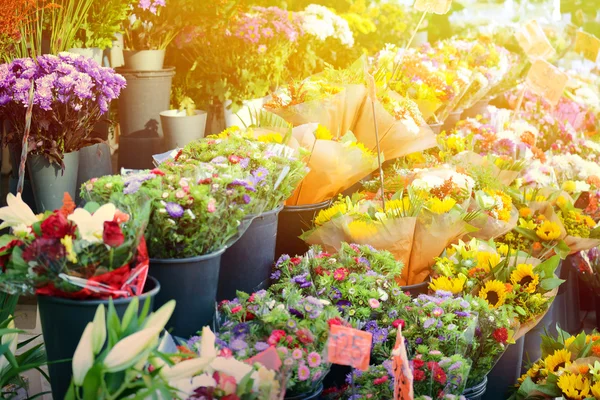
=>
[467,189,519,241]
[264,81,347,137]
[353,88,437,161]
[285,124,378,206]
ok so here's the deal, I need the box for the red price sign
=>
[327,325,372,371]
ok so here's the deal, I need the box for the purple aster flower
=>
[275,254,290,267]
[289,308,303,318]
[388,309,398,318]
[449,361,462,371]
[363,320,378,332]
[454,311,470,317]
[330,287,342,300]
[382,360,393,377]
[415,337,423,344]
[232,323,249,337]
[300,281,312,288]
[211,156,227,164]
[239,158,250,169]
[438,335,446,341]
[165,202,184,218]
[270,270,281,280]
[229,338,248,351]
[123,173,155,194]
[252,167,269,182]
[365,270,377,277]
[373,328,389,344]
[215,338,228,349]
[336,300,351,312]
[255,342,269,352]
[357,257,371,267]
[435,290,452,298]
[243,194,251,204]
[424,318,436,329]
[187,336,201,348]
[459,300,470,308]
[392,288,401,296]
[292,273,308,285]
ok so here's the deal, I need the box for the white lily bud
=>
[210,357,252,382]
[103,327,160,372]
[161,357,212,381]
[200,326,217,359]
[72,323,94,386]
[143,300,175,332]
[91,305,106,355]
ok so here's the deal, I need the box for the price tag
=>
[246,347,282,371]
[413,0,452,15]
[525,59,568,106]
[392,327,413,400]
[574,31,600,62]
[327,325,372,371]
[515,20,556,60]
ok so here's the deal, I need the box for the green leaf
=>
[120,297,139,334]
[106,300,121,348]
[554,240,571,260]
[514,306,527,316]
[540,278,565,291]
[533,255,561,279]
[513,227,540,242]
[82,364,103,400]
[84,202,100,214]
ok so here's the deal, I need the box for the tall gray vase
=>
[77,143,113,204]
[27,151,79,212]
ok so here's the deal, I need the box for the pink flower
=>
[175,190,186,199]
[298,364,310,381]
[307,352,321,368]
[207,198,216,213]
[292,349,303,359]
[258,44,267,54]
[369,298,380,309]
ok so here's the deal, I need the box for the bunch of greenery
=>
[73,0,133,50]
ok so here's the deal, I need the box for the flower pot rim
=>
[36,276,160,306]
[115,66,175,74]
[463,376,488,394]
[284,383,324,400]
[122,49,166,53]
[244,204,284,221]
[150,248,226,264]
[400,280,429,290]
[160,109,207,118]
[282,199,332,212]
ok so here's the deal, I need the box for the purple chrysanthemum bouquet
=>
[0,53,126,166]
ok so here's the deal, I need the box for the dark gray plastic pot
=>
[118,136,163,170]
[462,376,488,400]
[485,336,524,400]
[275,200,332,259]
[284,384,323,400]
[116,67,175,169]
[77,143,113,203]
[218,206,282,301]
[149,248,225,338]
[160,109,207,150]
[400,281,429,297]
[27,151,79,212]
[37,277,160,400]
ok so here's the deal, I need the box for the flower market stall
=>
[1,0,600,399]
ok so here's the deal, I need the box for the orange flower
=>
[578,365,590,374]
[592,344,600,356]
[60,193,76,217]
[520,132,535,146]
[519,208,532,218]
[532,242,542,251]
[505,283,513,292]
[587,175,600,188]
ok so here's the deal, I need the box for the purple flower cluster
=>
[138,0,166,15]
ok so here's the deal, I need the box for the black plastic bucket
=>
[218,206,282,301]
[275,200,332,259]
[284,384,323,400]
[485,336,524,400]
[462,376,488,400]
[149,248,225,337]
[400,281,429,297]
[38,277,160,400]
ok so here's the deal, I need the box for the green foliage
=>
[74,0,133,49]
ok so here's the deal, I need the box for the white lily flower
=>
[161,357,213,381]
[144,300,175,332]
[200,326,217,359]
[91,305,106,355]
[67,203,116,243]
[0,193,39,232]
[72,323,94,385]
[103,327,160,372]
[210,357,252,382]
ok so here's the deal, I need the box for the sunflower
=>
[314,124,333,140]
[557,372,590,400]
[429,276,466,294]
[478,280,507,309]
[346,220,380,241]
[510,264,540,293]
[536,220,561,241]
[591,381,600,399]
[476,251,501,272]
[564,336,576,348]
[544,349,572,374]
[314,203,348,226]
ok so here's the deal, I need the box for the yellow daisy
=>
[427,197,457,215]
[518,218,537,230]
[510,264,540,294]
[557,372,590,400]
[314,203,347,226]
[429,276,466,295]
[536,220,561,241]
[544,349,572,374]
[478,280,507,309]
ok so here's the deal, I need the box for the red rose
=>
[230,305,242,314]
[245,312,255,321]
[413,369,425,382]
[103,221,125,248]
[492,327,508,344]
[392,319,405,329]
[373,376,388,385]
[290,257,302,265]
[412,359,424,369]
[23,237,65,263]
[40,213,76,239]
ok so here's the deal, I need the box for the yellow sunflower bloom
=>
[498,244,509,256]
[591,381,600,398]
[536,220,561,241]
[256,132,283,143]
[478,280,507,309]
[562,181,577,193]
[544,349,572,374]
[428,197,457,215]
[476,251,501,272]
[346,220,380,241]
[564,336,576,348]
[585,216,596,228]
[510,264,540,294]
[429,276,466,294]
[557,372,590,400]
[314,203,347,226]
[383,198,412,217]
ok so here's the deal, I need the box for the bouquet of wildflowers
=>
[551,193,600,253]
[82,162,254,259]
[174,128,307,214]
[341,362,394,400]
[190,288,342,397]
[0,54,126,166]
[513,328,600,400]
[571,247,600,292]
[124,0,177,50]
[0,192,150,299]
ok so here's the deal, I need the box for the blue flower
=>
[229,338,248,351]
[165,202,184,218]
[363,320,378,332]
[424,318,436,329]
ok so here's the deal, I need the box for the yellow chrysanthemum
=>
[536,220,561,241]
[557,372,590,400]
[348,141,374,157]
[314,203,347,226]
[510,264,540,294]
[429,276,466,294]
[346,220,380,241]
[585,216,596,228]
[315,124,333,140]
[519,208,532,218]
[562,181,577,193]
[544,349,572,374]
[557,196,568,209]
[257,132,283,143]
[428,197,457,215]
[61,235,77,263]
[476,251,501,272]
[478,280,507,309]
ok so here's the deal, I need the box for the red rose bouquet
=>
[0,193,151,299]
